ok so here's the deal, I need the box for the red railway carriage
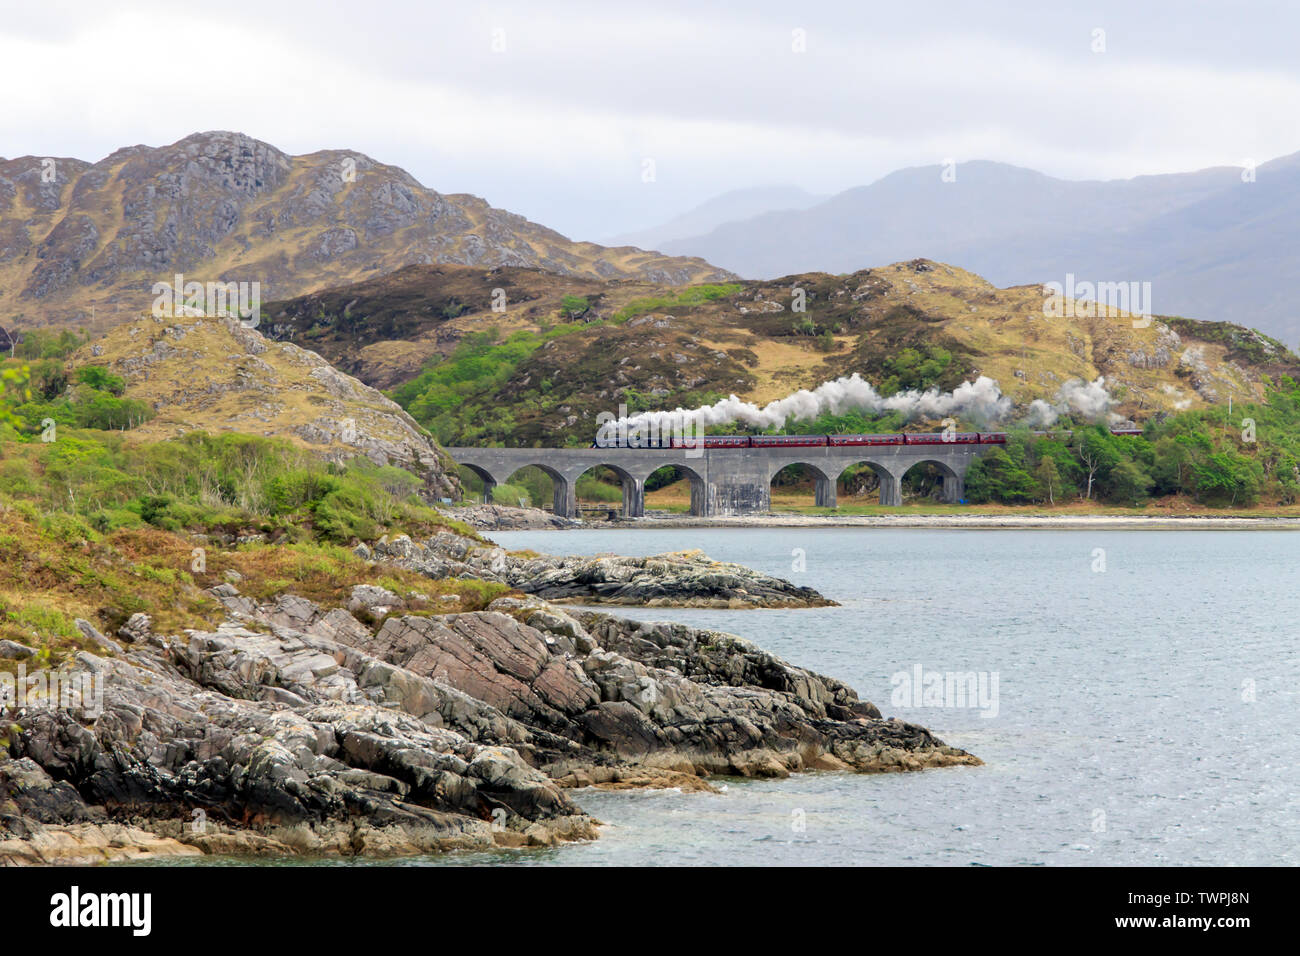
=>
[902,432,998,445]
[828,434,904,446]
[607,428,1130,450]
[749,434,829,447]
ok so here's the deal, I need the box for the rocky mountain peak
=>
[0,133,732,331]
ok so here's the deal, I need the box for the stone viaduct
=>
[444,444,991,517]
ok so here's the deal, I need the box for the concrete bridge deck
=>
[445,444,991,517]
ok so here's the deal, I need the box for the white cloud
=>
[1,0,1297,238]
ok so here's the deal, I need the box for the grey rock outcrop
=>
[0,640,36,660]
[446,504,580,531]
[1,580,973,863]
[371,533,836,608]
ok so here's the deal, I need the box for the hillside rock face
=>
[0,131,732,330]
[75,314,459,499]
[0,583,976,863]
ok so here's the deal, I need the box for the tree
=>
[76,365,126,396]
[965,446,1036,503]
[1108,459,1153,506]
[1034,456,1062,504]
[1151,436,1194,496]
[883,345,952,391]
[0,364,32,434]
[1193,451,1261,507]
[1077,427,1121,499]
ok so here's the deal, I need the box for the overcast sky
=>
[3,0,1297,240]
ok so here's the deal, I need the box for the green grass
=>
[0,428,484,546]
[489,482,534,508]
[610,283,743,323]
[389,324,595,444]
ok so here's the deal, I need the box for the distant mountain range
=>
[8,132,1297,350]
[633,155,1300,345]
[603,185,825,251]
[0,132,731,330]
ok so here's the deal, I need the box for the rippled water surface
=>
[169,528,1300,866]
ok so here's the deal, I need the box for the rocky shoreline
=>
[0,542,975,865]
[366,532,836,608]
[441,503,581,531]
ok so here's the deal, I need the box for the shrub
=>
[560,295,590,317]
[75,366,126,395]
[964,446,1036,503]
[490,482,533,507]
[73,391,153,429]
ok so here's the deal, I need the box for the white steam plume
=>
[606,373,1013,437]
[1024,377,1119,427]
[602,373,1119,439]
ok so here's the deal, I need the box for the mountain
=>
[603,185,825,251]
[0,132,732,332]
[650,156,1300,345]
[261,259,1299,447]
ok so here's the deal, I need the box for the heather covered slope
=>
[56,314,461,500]
[262,259,1300,447]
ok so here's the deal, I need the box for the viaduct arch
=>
[446,444,989,517]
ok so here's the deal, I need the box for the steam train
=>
[593,427,1143,449]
